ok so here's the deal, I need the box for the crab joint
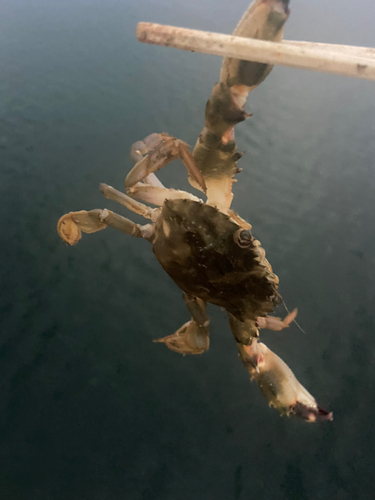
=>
[125,134,207,194]
[238,342,333,422]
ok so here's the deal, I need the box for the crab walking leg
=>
[238,342,333,422]
[228,308,297,341]
[125,133,206,193]
[99,183,161,221]
[154,294,210,354]
[101,182,202,212]
[57,209,154,246]
[126,184,203,206]
[130,134,166,188]
[256,308,298,331]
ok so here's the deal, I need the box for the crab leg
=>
[154,294,210,354]
[125,133,206,193]
[57,209,154,246]
[126,184,202,206]
[256,308,298,331]
[228,308,296,341]
[238,341,333,422]
[130,133,166,164]
[192,0,290,212]
[100,181,202,221]
[142,173,165,188]
[100,183,161,221]
[131,136,167,188]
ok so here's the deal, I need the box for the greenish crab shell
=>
[152,199,281,322]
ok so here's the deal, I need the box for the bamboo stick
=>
[283,40,375,58]
[136,22,375,81]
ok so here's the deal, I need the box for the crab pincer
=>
[238,342,333,422]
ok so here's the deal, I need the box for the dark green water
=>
[1,0,375,498]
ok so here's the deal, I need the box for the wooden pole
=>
[136,22,375,81]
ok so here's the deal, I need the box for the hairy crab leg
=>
[57,209,154,246]
[154,294,210,354]
[125,133,206,193]
[238,342,333,422]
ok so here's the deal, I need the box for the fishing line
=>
[282,298,306,334]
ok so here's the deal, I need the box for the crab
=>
[57,0,333,422]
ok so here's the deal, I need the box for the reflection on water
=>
[1,0,375,498]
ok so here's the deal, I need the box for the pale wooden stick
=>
[136,23,375,81]
[283,40,375,59]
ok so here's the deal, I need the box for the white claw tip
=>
[100,209,110,221]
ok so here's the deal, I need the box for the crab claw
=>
[57,210,106,245]
[239,342,333,422]
[153,320,209,355]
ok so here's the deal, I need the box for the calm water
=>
[1,0,375,498]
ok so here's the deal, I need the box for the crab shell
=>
[152,198,281,322]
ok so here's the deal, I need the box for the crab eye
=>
[235,229,253,248]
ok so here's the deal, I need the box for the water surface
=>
[1,0,375,499]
